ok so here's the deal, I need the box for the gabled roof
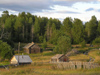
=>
[51,54,64,59]
[65,49,78,56]
[14,55,32,63]
[31,44,40,49]
[23,42,34,49]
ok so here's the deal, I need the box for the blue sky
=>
[0,0,100,22]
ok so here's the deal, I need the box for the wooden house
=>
[65,49,78,56]
[10,55,32,65]
[23,42,42,54]
[51,54,69,63]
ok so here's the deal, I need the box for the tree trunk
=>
[31,25,33,42]
[0,24,4,39]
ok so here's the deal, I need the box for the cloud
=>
[66,11,80,14]
[0,0,100,22]
[0,0,99,13]
[86,8,94,11]
[54,0,97,2]
[97,9,100,12]
[0,0,53,12]
[86,8,100,12]
[53,0,100,6]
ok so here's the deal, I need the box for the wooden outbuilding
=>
[51,54,69,63]
[10,55,32,65]
[23,42,42,54]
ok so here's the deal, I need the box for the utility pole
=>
[18,42,20,65]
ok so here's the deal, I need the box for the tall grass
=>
[1,64,100,75]
[1,44,100,75]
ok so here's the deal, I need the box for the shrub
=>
[81,40,86,48]
[0,40,13,60]
[42,38,47,51]
[92,37,100,45]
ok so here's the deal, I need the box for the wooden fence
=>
[33,61,50,66]
[53,61,99,69]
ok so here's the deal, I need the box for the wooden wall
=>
[53,61,99,69]
[10,57,18,64]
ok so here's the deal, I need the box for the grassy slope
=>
[0,63,100,75]
[1,50,100,75]
[1,44,100,75]
[88,50,100,63]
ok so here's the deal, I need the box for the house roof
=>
[14,55,32,63]
[51,54,64,59]
[23,42,34,49]
[65,49,78,56]
[31,44,40,49]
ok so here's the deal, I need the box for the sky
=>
[0,0,100,22]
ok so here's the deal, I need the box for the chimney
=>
[22,53,23,58]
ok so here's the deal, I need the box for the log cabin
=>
[23,42,42,54]
[10,55,32,65]
[51,54,69,63]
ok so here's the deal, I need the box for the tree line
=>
[0,10,100,57]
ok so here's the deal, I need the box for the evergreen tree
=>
[29,17,34,42]
[63,17,73,36]
[85,16,98,43]
[97,21,100,37]
[71,18,84,44]
[33,17,41,42]
[14,16,24,42]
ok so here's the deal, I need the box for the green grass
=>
[88,50,100,63]
[0,61,10,66]
[1,64,100,75]
[1,44,100,75]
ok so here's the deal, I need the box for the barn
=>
[10,55,32,65]
[51,54,69,63]
[23,42,42,54]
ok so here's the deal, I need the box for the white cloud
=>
[0,0,100,22]
[33,1,100,22]
[54,0,97,1]
[0,0,53,12]
[73,2,100,10]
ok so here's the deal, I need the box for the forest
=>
[0,10,100,59]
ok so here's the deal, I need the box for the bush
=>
[81,40,86,48]
[92,37,100,45]
[39,36,43,43]
[42,38,47,50]
[0,40,13,60]
[53,36,71,54]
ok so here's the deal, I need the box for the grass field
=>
[0,50,100,75]
[0,62,100,75]
[0,44,100,75]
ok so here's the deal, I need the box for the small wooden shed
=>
[10,55,32,65]
[23,42,42,54]
[51,54,69,63]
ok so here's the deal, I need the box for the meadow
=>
[0,44,100,75]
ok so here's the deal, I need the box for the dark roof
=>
[65,49,78,56]
[31,44,40,49]
[14,55,32,63]
[23,42,34,49]
[51,54,64,59]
